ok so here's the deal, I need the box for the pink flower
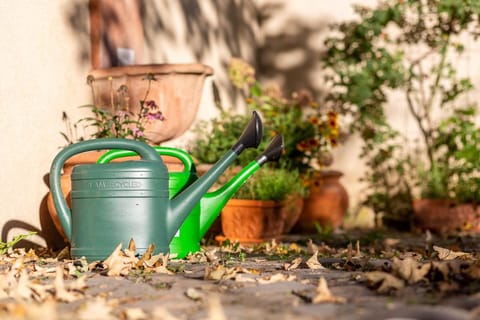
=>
[132,126,145,137]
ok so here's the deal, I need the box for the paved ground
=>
[1,230,480,319]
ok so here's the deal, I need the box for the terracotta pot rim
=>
[312,170,344,178]
[215,235,277,244]
[89,63,214,78]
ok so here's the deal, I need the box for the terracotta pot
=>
[413,199,480,232]
[294,170,349,233]
[219,199,286,243]
[46,151,184,241]
[280,195,304,234]
[89,63,213,144]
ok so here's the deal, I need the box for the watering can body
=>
[70,161,172,259]
[98,146,202,258]
[97,134,285,258]
[49,112,263,261]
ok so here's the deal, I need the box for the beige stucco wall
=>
[0,1,93,248]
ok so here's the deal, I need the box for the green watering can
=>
[97,134,284,258]
[49,112,262,261]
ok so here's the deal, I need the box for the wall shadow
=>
[64,0,91,67]
[1,185,68,252]
[256,2,330,101]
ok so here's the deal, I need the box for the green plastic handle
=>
[97,146,196,173]
[49,138,162,241]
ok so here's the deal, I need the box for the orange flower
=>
[327,111,338,128]
[308,138,320,148]
[296,141,310,152]
[309,115,320,125]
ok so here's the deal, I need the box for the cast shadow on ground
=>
[1,195,68,252]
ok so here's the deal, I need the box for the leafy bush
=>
[232,167,306,201]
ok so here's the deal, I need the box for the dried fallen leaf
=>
[433,245,472,260]
[205,248,219,262]
[102,243,137,277]
[207,295,227,320]
[152,307,181,320]
[76,298,115,320]
[312,277,346,304]
[364,271,405,293]
[54,265,82,302]
[306,239,319,255]
[284,257,302,271]
[205,265,238,281]
[392,257,430,284]
[185,287,204,301]
[122,307,148,320]
[257,273,296,284]
[306,251,326,270]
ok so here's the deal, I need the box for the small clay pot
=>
[220,199,285,243]
[294,170,349,233]
[413,199,480,232]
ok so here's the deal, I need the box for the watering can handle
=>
[49,138,162,241]
[97,146,195,173]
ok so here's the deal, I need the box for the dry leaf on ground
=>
[433,245,473,260]
[121,307,148,320]
[76,298,116,320]
[284,257,302,271]
[312,277,346,304]
[206,295,227,320]
[392,257,430,284]
[205,264,239,281]
[54,265,84,302]
[306,239,319,254]
[257,273,296,284]
[306,251,326,270]
[364,271,405,293]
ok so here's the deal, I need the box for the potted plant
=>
[413,108,480,232]
[230,58,349,232]
[322,0,480,231]
[190,58,347,234]
[87,64,213,144]
[47,73,168,241]
[218,167,307,243]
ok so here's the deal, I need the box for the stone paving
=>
[1,230,480,319]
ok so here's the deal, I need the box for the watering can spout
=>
[166,111,263,241]
[198,134,285,237]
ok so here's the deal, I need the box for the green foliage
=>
[190,58,343,174]
[0,232,36,255]
[323,0,480,219]
[189,112,258,166]
[232,167,306,201]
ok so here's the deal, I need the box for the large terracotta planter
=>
[413,199,480,232]
[89,63,213,144]
[294,170,349,233]
[219,199,286,243]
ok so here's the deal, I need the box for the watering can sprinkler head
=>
[232,111,263,154]
[256,134,284,165]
